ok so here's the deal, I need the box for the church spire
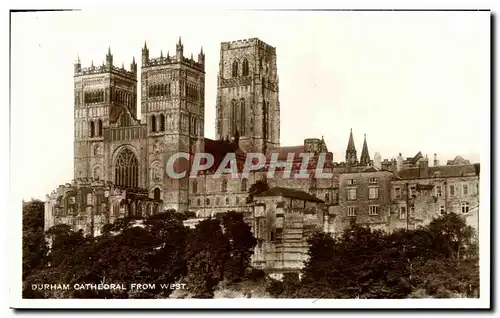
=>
[345,128,358,165]
[360,133,371,166]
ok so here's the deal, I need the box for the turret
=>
[198,46,205,64]
[74,54,81,74]
[396,153,404,172]
[106,47,113,68]
[176,36,183,61]
[434,153,439,167]
[142,41,149,66]
[130,57,137,74]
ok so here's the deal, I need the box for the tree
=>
[246,178,270,203]
[185,218,230,298]
[220,211,257,282]
[22,200,48,280]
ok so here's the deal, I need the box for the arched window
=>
[115,148,139,188]
[206,198,210,206]
[241,178,248,192]
[231,99,237,135]
[240,99,246,135]
[221,179,227,192]
[97,119,103,136]
[197,198,201,206]
[232,60,238,78]
[192,180,198,194]
[242,59,249,76]
[159,114,165,131]
[325,193,330,203]
[151,115,157,132]
[153,188,161,201]
[225,197,229,205]
[90,121,95,137]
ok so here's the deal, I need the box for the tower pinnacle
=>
[345,129,358,165]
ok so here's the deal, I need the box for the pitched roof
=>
[397,164,479,180]
[266,145,305,161]
[255,186,324,203]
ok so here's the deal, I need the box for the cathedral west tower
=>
[215,38,280,153]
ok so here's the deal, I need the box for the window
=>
[369,206,379,216]
[439,205,445,214]
[97,119,103,136]
[368,177,377,184]
[399,206,406,219]
[225,197,229,205]
[436,185,442,197]
[90,121,95,137]
[347,207,356,217]
[232,60,238,78]
[151,115,157,132]
[368,187,379,199]
[325,193,330,203]
[347,179,356,185]
[114,148,139,188]
[463,184,469,195]
[206,198,210,206]
[410,185,417,197]
[197,198,201,206]
[159,114,165,131]
[450,184,455,196]
[394,187,401,199]
[347,188,357,201]
[242,59,249,76]
[192,181,197,194]
[270,230,275,242]
[221,179,227,192]
[86,193,92,205]
[216,197,220,205]
[153,188,161,201]
[410,207,415,217]
[461,202,469,213]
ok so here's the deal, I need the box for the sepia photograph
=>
[9,6,491,310]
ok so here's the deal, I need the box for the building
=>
[251,187,325,279]
[45,36,480,275]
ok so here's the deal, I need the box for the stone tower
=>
[73,48,138,181]
[141,38,205,212]
[215,38,280,153]
[345,129,358,165]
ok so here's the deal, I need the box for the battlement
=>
[75,63,137,80]
[221,37,276,54]
[144,52,205,72]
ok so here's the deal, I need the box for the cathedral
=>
[45,37,479,246]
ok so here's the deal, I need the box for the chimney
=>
[374,152,382,169]
[419,155,429,178]
[434,153,439,167]
[396,153,404,172]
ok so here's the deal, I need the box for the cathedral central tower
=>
[215,38,280,153]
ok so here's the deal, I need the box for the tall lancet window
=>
[240,98,246,136]
[232,60,238,78]
[242,59,249,76]
[231,99,238,136]
[115,148,139,188]
[263,101,268,140]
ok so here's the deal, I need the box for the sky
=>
[10,9,490,200]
